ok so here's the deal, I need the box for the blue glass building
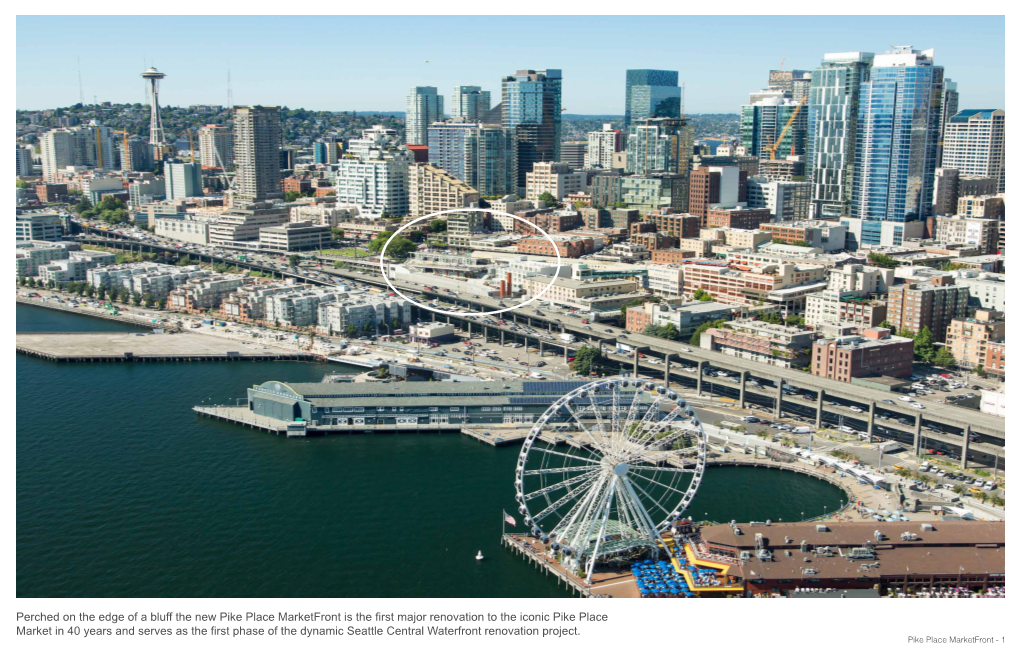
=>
[851,47,944,223]
[624,70,682,129]
[501,69,562,189]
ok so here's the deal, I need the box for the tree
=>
[284,190,303,203]
[878,320,893,329]
[659,322,680,341]
[570,345,603,375]
[868,252,898,269]
[367,231,418,258]
[896,327,915,339]
[692,288,714,302]
[362,320,374,334]
[974,364,986,378]
[913,326,935,363]
[345,323,358,338]
[132,292,142,306]
[428,217,447,233]
[18,276,25,286]
[109,287,119,303]
[538,191,559,207]
[156,297,166,310]
[288,254,301,268]
[143,293,154,308]
[689,319,726,347]
[784,314,805,327]
[933,347,956,369]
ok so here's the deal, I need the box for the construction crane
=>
[766,95,807,161]
[777,56,785,73]
[181,130,197,163]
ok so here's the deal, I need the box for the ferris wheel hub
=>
[613,462,630,476]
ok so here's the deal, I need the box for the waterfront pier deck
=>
[17,332,314,363]
[501,534,639,598]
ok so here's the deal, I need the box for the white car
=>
[839,425,855,434]
[911,403,925,409]
[849,406,863,413]
[899,396,914,402]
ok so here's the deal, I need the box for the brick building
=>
[629,232,674,251]
[705,206,770,230]
[811,327,914,383]
[517,235,593,259]
[886,275,970,343]
[985,341,1005,379]
[644,209,700,238]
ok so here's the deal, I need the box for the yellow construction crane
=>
[181,130,197,163]
[766,95,807,161]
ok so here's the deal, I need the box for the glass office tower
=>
[852,46,944,223]
[805,51,873,218]
[501,69,562,190]
[624,69,682,129]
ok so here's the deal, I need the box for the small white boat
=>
[475,551,484,561]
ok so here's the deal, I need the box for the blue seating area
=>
[630,559,694,598]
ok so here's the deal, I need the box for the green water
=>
[16,303,845,597]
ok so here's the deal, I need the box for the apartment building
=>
[408,163,481,218]
[945,309,1005,370]
[886,275,970,342]
[317,296,412,336]
[221,282,312,323]
[169,275,252,312]
[265,287,341,328]
[681,260,827,311]
[525,162,586,202]
[625,300,735,336]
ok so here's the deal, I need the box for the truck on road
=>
[558,333,576,344]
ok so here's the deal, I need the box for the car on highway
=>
[881,399,895,404]
[911,403,925,409]
[742,416,761,424]
[899,396,914,402]
[849,406,863,413]
[680,347,692,353]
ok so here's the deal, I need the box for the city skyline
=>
[17,15,1005,113]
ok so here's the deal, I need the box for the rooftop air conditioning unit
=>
[921,523,935,531]
[815,524,829,532]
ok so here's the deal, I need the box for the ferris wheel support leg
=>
[583,476,618,586]
[621,476,674,561]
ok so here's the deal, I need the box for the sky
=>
[17,15,1006,114]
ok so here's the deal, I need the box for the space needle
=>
[141,67,169,156]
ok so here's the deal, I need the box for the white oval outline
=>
[378,208,562,318]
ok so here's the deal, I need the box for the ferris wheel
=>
[513,377,708,585]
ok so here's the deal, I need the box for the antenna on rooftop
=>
[77,57,85,107]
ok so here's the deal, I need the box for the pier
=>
[17,332,315,363]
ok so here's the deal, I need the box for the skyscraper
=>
[427,120,511,197]
[852,46,944,224]
[625,117,694,177]
[198,124,234,170]
[501,69,562,190]
[335,126,413,218]
[624,70,682,129]
[39,123,116,181]
[232,106,282,204]
[941,109,1005,194]
[165,159,203,200]
[585,124,621,169]
[936,79,960,167]
[405,86,443,146]
[740,91,807,161]
[449,86,491,121]
[805,51,873,218]
[769,69,812,100]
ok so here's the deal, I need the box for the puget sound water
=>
[16,303,845,597]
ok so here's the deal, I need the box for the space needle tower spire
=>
[141,67,168,152]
